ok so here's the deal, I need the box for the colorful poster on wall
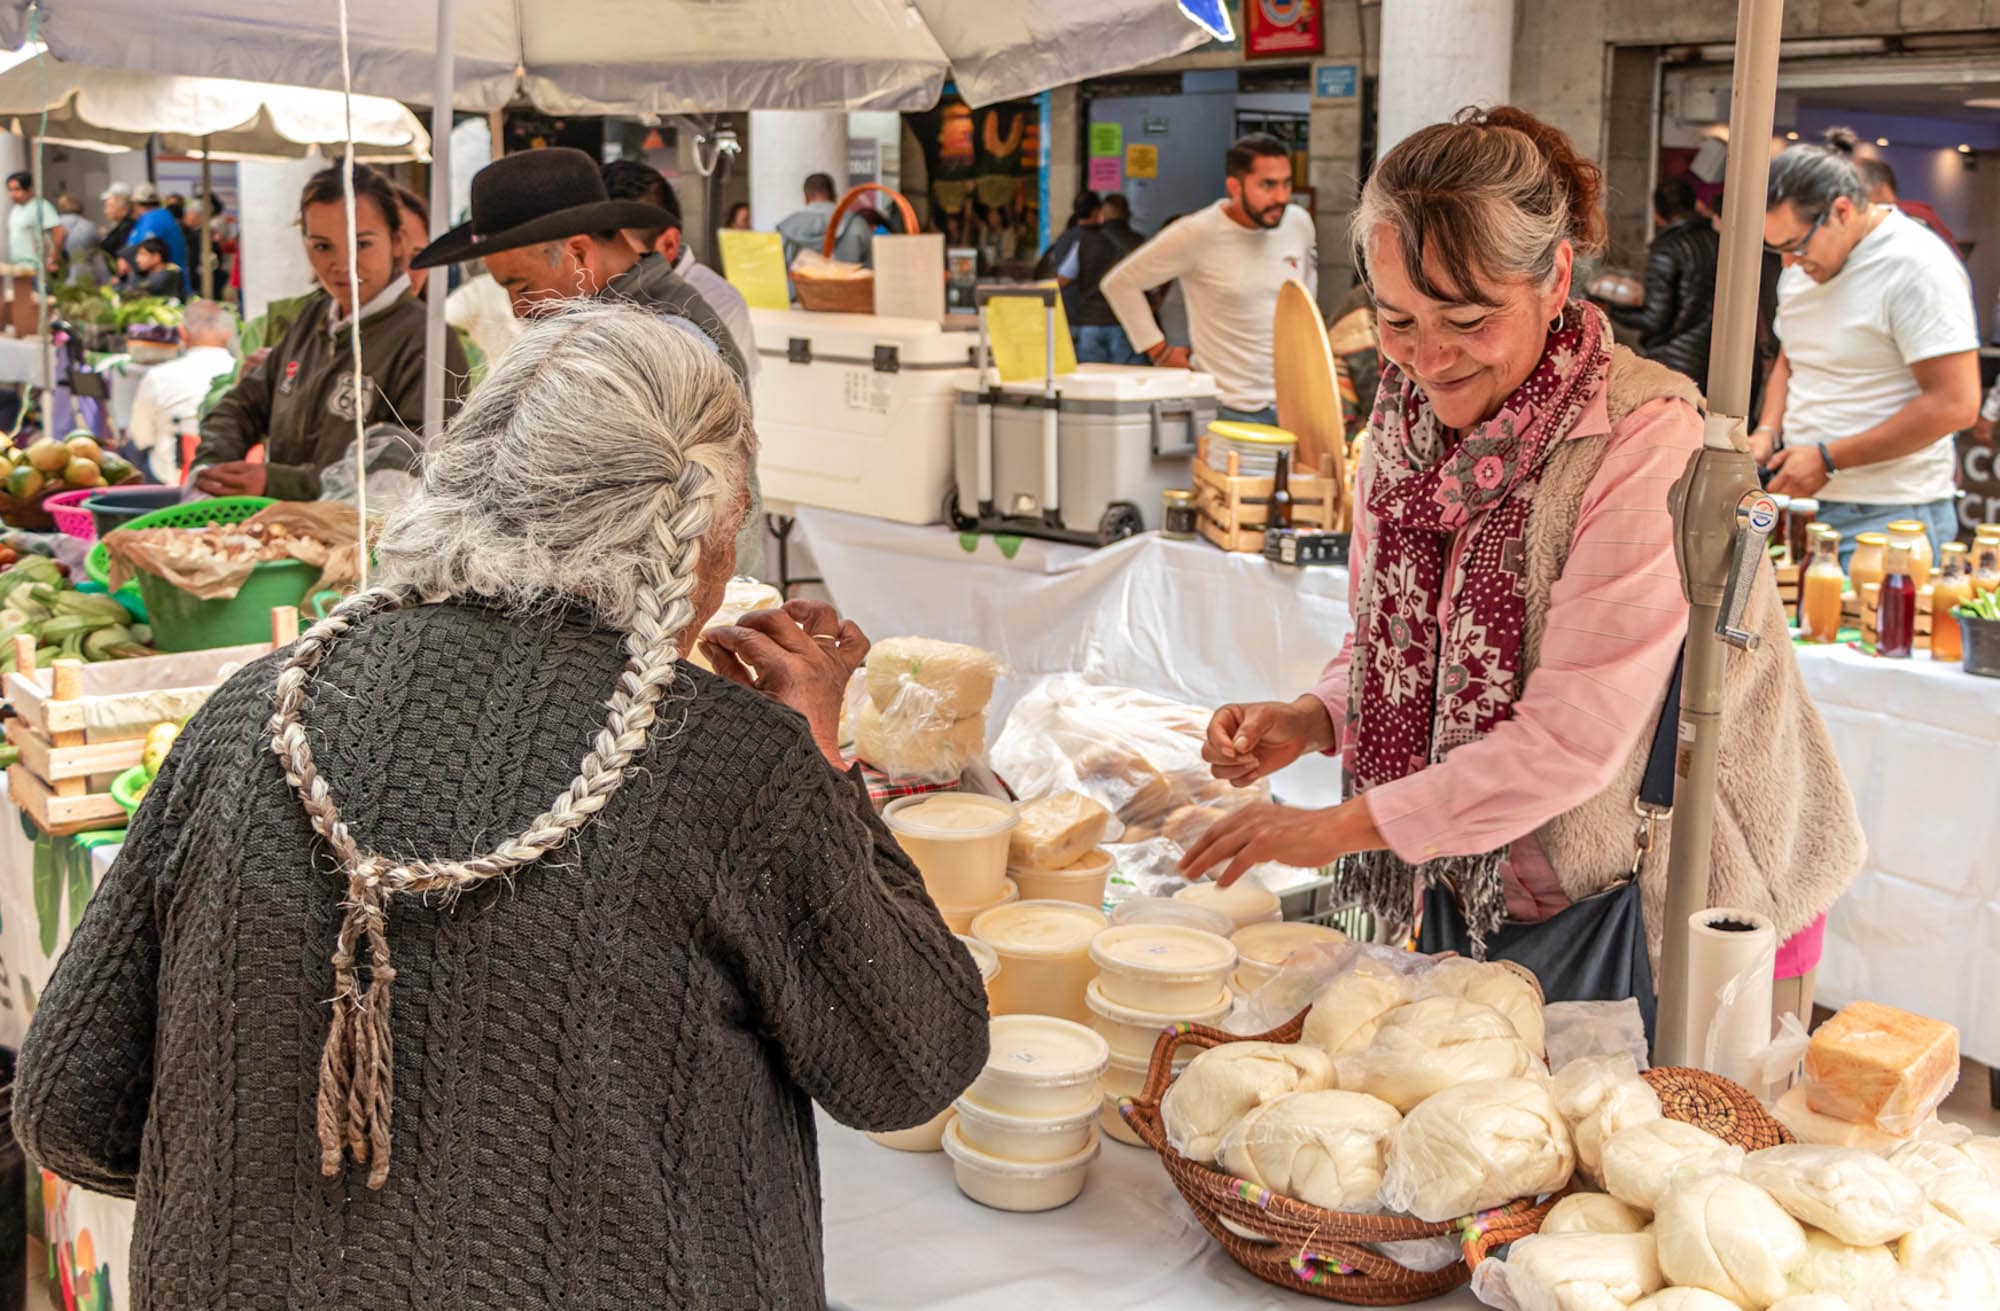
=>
[1125,145,1160,180]
[907,91,1042,276]
[1087,156,1124,192]
[1089,122,1124,158]
[1246,0,1324,59]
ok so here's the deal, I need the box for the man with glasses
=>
[1754,128,1979,562]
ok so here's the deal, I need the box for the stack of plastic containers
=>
[970,900,1108,1023]
[942,1014,1110,1211]
[1230,920,1347,997]
[1083,911,1238,1147]
[884,793,1021,933]
[1008,846,1113,907]
[867,935,1003,1153]
[1173,875,1283,934]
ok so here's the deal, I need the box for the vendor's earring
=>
[1549,314,1563,333]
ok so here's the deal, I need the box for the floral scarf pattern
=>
[1335,301,1612,954]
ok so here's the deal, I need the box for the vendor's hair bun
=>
[1461,105,1608,255]
[1821,126,1861,157]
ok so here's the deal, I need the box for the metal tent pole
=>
[1654,0,1786,1069]
[199,138,215,298]
[422,0,455,439]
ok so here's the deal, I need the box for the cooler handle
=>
[1149,399,1199,459]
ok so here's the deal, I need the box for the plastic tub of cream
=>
[866,1107,955,1153]
[1089,923,1238,1014]
[943,1116,1100,1212]
[952,1096,1098,1164]
[1230,920,1347,996]
[1108,895,1235,939]
[972,899,1108,1024]
[884,793,1019,907]
[1085,977,1232,1063]
[1173,876,1282,933]
[1098,1050,1193,1147]
[1009,847,1113,908]
[938,878,1017,936]
[955,933,1002,1001]
[963,1014,1109,1119]
[1100,1094,1145,1147]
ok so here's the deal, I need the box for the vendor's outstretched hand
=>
[195,461,268,497]
[1202,696,1336,787]
[1178,797,1385,887]
[702,599,868,767]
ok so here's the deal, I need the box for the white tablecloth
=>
[819,1113,1480,1311]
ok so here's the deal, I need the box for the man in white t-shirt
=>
[6,172,62,272]
[1100,134,1317,423]
[127,300,239,483]
[1756,131,1980,561]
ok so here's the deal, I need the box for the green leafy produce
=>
[1954,589,2000,623]
[0,556,153,671]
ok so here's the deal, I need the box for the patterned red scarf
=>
[1336,301,1611,953]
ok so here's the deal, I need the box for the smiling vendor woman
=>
[193,164,467,501]
[1183,107,1864,1018]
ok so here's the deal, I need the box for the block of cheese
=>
[1008,792,1110,871]
[865,637,1001,722]
[1804,1002,1959,1136]
[854,701,986,782]
[1772,1085,1929,1154]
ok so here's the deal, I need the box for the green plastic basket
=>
[86,496,274,588]
[111,765,150,816]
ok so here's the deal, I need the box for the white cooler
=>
[951,364,1219,546]
[750,308,978,524]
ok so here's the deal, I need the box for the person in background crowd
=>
[1101,134,1317,424]
[6,172,62,272]
[777,172,872,268]
[53,193,99,259]
[390,183,488,386]
[601,157,766,576]
[15,303,987,1311]
[445,271,522,375]
[194,163,467,501]
[120,238,184,299]
[98,182,136,259]
[128,183,191,295]
[1852,155,1962,258]
[127,299,238,482]
[1605,175,1719,392]
[1036,189,1101,333]
[1055,201,1144,365]
[411,149,744,389]
[725,200,752,230]
[1100,193,1146,257]
[1757,127,1979,562]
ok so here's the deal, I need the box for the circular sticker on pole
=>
[1746,493,1779,536]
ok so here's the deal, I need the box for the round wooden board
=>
[1273,279,1344,500]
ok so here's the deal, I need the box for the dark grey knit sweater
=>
[14,599,991,1310]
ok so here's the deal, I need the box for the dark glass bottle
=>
[1270,451,1294,529]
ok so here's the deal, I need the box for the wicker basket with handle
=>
[789,184,922,314]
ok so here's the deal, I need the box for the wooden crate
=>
[4,611,296,836]
[1856,582,1933,652]
[1191,437,1337,553]
[1774,562,1800,626]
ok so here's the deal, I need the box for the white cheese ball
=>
[1633,1291,1753,1311]
[1886,1139,2000,1240]
[1739,1144,1925,1246]
[1601,1119,1745,1213]
[1500,1232,1663,1311]
[1541,1192,1650,1236]
[1299,957,1411,1058]
[1875,1235,2000,1311]
[1348,996,1538,1113]
[1417,956,1547,1057]
[1216,1089,1400,1212]
[1781,1226,1897,1304]
[1765,1299,1853,1311]
[1380,1077,1574,1223]
[1159,1041,1335,1164]
[1897,1203,1972,1270]
[1553,1054,1663,1186]
[1653,1172,1808,1308]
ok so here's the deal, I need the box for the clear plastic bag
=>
[1379,1077,1574,1223]
[1802,1002,1960,1137]
[1552,1053,1662,1185]
[1214,1089,1401,1212]
[1471,1233,1663,1311]
[318,423,424,512]
[846,637,1003,784]
[1244,939,1430,1037]
[1543,999,1650,1073]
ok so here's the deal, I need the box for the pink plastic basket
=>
[43,488,98,542]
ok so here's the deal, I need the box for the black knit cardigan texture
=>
[15,598,991,1309]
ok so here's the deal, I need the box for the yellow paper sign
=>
[717,230,791,310]
[984,284,1078,383]
[1126,144,1159,180]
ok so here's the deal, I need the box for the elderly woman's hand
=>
[701,599,868,767]
[1202,696,1337,787]
[1178,796,1385,887]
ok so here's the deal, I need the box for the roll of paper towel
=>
[1685,908,1776,1092]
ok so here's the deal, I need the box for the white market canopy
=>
[0,43,430,160]
[9,0,1227,114]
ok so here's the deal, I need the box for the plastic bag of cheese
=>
[1801,1001,1959,1137]
[865,636,1004,724]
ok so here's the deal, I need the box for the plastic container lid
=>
[937,878,1019,919]
[1085,976,1232,1027]
[1231,920,1347,966]
[1089,924,1238,982]
[972,899,1108,956]
[1173,878,1282,926]
[952,1095,1099,1136]
[1208,420,1297,447]
[978,1015,1111,1091]
[1108,896,1235,938]
[884,792,1019,840]
[956,933,1001,984]
[942,1115,1102,1177]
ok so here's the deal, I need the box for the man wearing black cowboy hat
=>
[411,148,746,388]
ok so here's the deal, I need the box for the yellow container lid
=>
[1208,420,1298,446]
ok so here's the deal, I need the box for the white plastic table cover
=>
[818,1112,1482,1311]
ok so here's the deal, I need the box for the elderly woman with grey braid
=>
[14,304,991,1310]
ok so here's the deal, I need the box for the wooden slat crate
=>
[1775,562,1799,625]
[1191,436,1338,553]
[4,611,297,836]
[1857,582,1934,652]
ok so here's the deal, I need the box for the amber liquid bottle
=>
[1269,451,1295,529]
[1930,541,1972,664]
[1801,527,1844,644]
[1877,537,1918,659]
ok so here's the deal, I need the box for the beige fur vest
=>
[1524,349,1866,968]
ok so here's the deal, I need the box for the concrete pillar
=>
[748,111,848,230]
[237,155,325,323]
[1378,0,1516,157]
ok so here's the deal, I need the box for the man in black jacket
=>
[1610,176,1719,391]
